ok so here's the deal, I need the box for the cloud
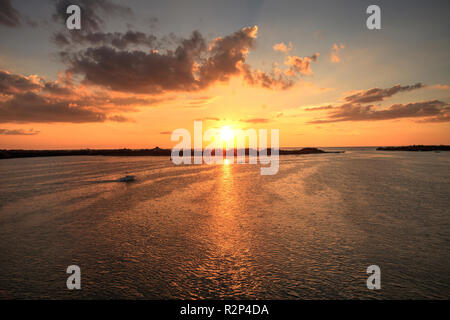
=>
[51,1,149,51]
[63,31,206,93]
[101,96,165,108]
[60,25,319,93]
[51,0,166,51]
[0,91,107,123]
[53,30,158,50]
[0,69,78,97]
[186,96,217,107]
[273,42,292,53]
[416,114,450,123]
[0,70,42,94]
[430,84,450,90]
[199,26,257,84]
[63,26,289,92]
[344,83,425,104]
[107,114,134,122]
[284,53,319,76]
[330,43,345,63]
[308,100,449,123]
[305,105,334,111]
[42,81,73,96]
[306,83,448,123]
[194,117,220,122]
[0,128,40,135]
[0,0,21,27]
[242,51,318,89]
[0,69,170,123]
[240,118,271,123]
[51,2,320,92]
[241,63,294,89]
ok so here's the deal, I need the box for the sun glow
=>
[220,126,234,143]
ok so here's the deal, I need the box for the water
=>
[0,149,449,299]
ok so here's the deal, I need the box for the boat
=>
[118,175,136,182]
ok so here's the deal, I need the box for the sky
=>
[0,0,449,149]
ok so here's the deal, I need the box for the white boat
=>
[118,175,136,182]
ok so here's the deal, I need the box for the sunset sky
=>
[0,0,449,149]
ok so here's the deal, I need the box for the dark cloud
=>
[308,100,449,123]
[198,26,257,85]
[42,81,73,96]
[306,83,444,123]
[65,27,261,93]
[63,30,207,93]
[53,30,158,49]
[51,1,316,92]
[0,70,75,97]
[0,128,39,135]
[53,32,71,46]
[61,26,318,93]
[0,0,21,27]
[0,69,171,123]
[0,70,41,94]
[0,92,106,123]
[416,107,450,123]
[344,83,425,104]
[51,0,158,51]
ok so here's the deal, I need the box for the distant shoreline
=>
[2,145,449,160]
[377,145,450,152]
[0,147,344,160]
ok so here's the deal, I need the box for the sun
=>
[220,126,234,142]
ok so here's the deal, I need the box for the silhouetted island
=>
[279,147,344,155]
[0,147,343,160]
[377,145,450,152]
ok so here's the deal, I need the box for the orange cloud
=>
[284,53,319,76]
[330,43,345,63]
[430,84,450,90]
[273,41,292,53]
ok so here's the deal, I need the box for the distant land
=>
[377,145,450,151]
[0,147,344,160]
